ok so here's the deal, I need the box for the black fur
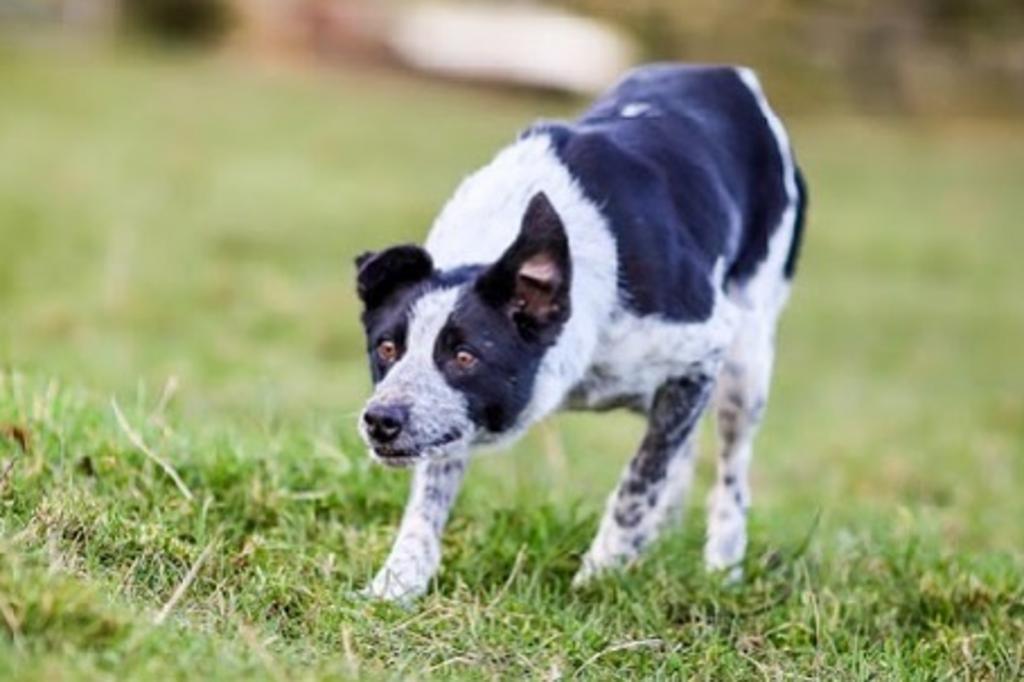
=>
[355,245,434,312]
[433,293,541,433]
[360,281,423,384]
[785,168,808,279]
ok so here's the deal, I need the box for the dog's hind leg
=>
[704,310,778,577]
[364,456,468,602]
[573,371,716,587]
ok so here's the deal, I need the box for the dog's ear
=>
[476,192,571,343]
[355,245,433,310]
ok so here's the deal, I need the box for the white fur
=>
[568,260,739,412]
[620,102,651,118]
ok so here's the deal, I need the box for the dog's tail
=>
[783,166,808,280]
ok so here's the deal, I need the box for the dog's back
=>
[526,64,805,320]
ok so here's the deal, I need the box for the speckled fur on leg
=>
[364,457,467,602]
[704,314,776,577]
[573,372,716,586]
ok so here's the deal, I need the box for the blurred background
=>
[0,1,1022,535]
[6,0,1024,111]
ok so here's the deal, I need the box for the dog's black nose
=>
[363,404,408,444]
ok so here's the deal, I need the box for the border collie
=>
[354,64,807,600]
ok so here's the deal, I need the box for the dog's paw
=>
[572,540,641,590]
[571,555,615,589]
[704,537,746,584]
[570,566,597,590]
[704,560,744,585]
[360,568,427,604]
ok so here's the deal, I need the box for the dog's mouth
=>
[372,429,464,467]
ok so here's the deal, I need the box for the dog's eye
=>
[377,340,399,363]
[454,349,478,370]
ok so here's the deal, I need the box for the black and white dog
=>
[355,64,807,601]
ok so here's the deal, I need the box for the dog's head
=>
[355,192,571,466]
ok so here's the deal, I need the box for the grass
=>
[1,46,1023,679]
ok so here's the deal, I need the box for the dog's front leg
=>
[364,456,467,602]
[573,373,715,587]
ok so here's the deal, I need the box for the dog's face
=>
[355,192,572,466]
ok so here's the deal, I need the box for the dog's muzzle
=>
[361,402,465,466]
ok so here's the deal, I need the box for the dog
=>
[354,64,807,601]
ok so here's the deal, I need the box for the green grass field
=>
[1,48,1023,679]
